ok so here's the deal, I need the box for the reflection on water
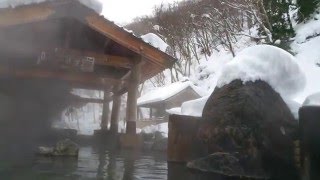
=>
[0,145,223,180]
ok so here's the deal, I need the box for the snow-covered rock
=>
[0,0,103,14]
[217,45,306,99]
[140,33,169,52]
[303,92,320,107]
[181,96,209,117]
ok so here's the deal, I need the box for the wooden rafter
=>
[84,15,175,69]
[0,66,124,87]
[53,48,133,69]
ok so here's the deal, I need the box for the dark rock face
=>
[196,80,299,179]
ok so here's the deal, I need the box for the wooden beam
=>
[0,66,122,87]
[54,48,133,69]
[110,84,121,134]
[125,61,142,134]
[101,90,111,129]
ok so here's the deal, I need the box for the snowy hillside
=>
[164,14,320,118]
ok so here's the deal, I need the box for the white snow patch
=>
[217,45,306,99]
[0,0,103,14]
[181,96,209,117]
[294,13,320,43]
[303,92,320,107]
[284,98,301,120]
[153,25,160,31]
[166,107,182,115]
[140,33,169,52]
[138,81,204,106]
[291,15,320,103]
[140,122,169,137]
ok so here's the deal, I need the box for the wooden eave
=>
[0,0,177,85]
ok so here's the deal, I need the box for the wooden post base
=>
[126,121,137,134]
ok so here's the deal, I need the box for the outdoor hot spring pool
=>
[0,145,224,180]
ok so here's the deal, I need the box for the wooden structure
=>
[299,106,320,180]
[137,82,201,127]
[0,0,176,135]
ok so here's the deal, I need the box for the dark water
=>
[0,145,223,180]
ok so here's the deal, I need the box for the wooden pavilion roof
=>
[0,0,176,94]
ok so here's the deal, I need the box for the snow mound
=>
[138,81,204,106]
[0,0,103,14]
[140,33,169,52]
[181,96,209,117]
[303,92,320,107]
[217,45,306,98]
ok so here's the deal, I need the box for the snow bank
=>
[138,81,204,106]
[217,45,306,99]
[181,96,209,117]
[140,122,169,137]
[140,33,169,52]
[0,0,103,14]
[294,13,320,43]
[303,92,320,107]
[291,14,320,103]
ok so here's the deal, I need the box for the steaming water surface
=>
[0,146,220,180]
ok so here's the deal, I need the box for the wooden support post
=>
[100,90,110,130]
[110,85,121,134]
[125,60,142,134]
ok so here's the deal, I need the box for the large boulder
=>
[194,80,299,179]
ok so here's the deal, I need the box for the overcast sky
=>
[101,0,181,25]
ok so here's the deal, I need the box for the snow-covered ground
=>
[291,12,320,103]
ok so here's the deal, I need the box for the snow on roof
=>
[0,0,103,14]
[140,33,169,52]
[138,81,203,106]
[303,92,320,107]
[217,45,306,99]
